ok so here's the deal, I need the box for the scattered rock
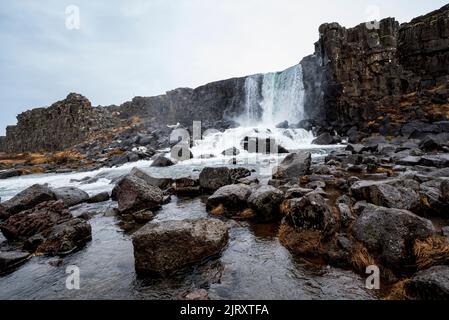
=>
[130,167,173,190]
[53,187,89,207]
[441,180,449,202]
[112,174,164,213]
[199,167,232,192]
[350,179,420,211]
[0,184,56,218]
[37,218,92,255]
[206,184,252,216]
[0,169,21,180]
[406,266,449,300]
[312,132,339,145]
[87,192,110,203]
[282,193,336,237]
[221,147,240,156]
[352,204,435,268]
[248,185,284,222]
[133,219,229,275]
[273,152,311,181]
[276,120,289,129]
[151,154,175,167]
[0,251,30,273]
[0,201,72,241]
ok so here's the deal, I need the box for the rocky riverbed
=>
[1,125,449,300]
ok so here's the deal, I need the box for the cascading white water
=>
[260,64,305,125]
[188,63,317,162]
[238,64,306,126]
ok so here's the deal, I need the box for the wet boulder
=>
[350,179,420,211]
[0,184,56,218]
[273,152,311,181]
[0,201,72,241]
[248,185,284,222]
[276,120,289,129]
[420,181,448,216]
[337,203,356,228]
[282,193,336,237]
[312,132,339,145]
[206,184,252,216]
[112,174,164,213]
[199,167,232,191]
[133,218,229,275]
[406,266,449,300]
[130,167,173,190]
[151,154,175,167]
[229,167,251,181]
[0,169,21,180]
[37,218,92,255]
[352,204,435,268]
[87,192,110,203]
[0,251,30,273]
[173,177,201,196]
[420,154,449,168]
[221,147,240,156]
[441,180,449,203]
[53,187,89,207]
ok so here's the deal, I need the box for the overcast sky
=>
[0,0,447,134]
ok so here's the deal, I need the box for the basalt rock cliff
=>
[303,4,449,136]
[1,93,118,153]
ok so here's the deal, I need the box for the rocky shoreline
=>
[1,129,449,299]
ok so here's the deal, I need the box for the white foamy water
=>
[237,64,306,126]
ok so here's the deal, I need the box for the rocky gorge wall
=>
[308,4,449,136]
[0,93,119,153]
[111,76,248,128]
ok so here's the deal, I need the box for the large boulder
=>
[0,201,72,241]
[206,184,252,216]
[282,193,336,237]
[312,132,339,145]
[130,167,173,190]
[350,179,420,211]
[150,154,175,167]
[441,179,449,203]
[87,192,110,203]
[352,204,435,268]
[0,169,21,180]
[133,219,229,275]
[405,266,449,300]
[247,185,284,221]
[37,218,92,255]
[53,187,89,207]
[112,174,164,213]
[0,184,56,218]
[199,167,232,191]
[0,251,30,273]
[273,152,311,181]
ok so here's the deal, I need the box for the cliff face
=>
[311,4,449,135]
[112,76,247,128]
[1,93,118,153]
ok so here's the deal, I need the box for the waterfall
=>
[239,64,306,126]
[243,75,261,126]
